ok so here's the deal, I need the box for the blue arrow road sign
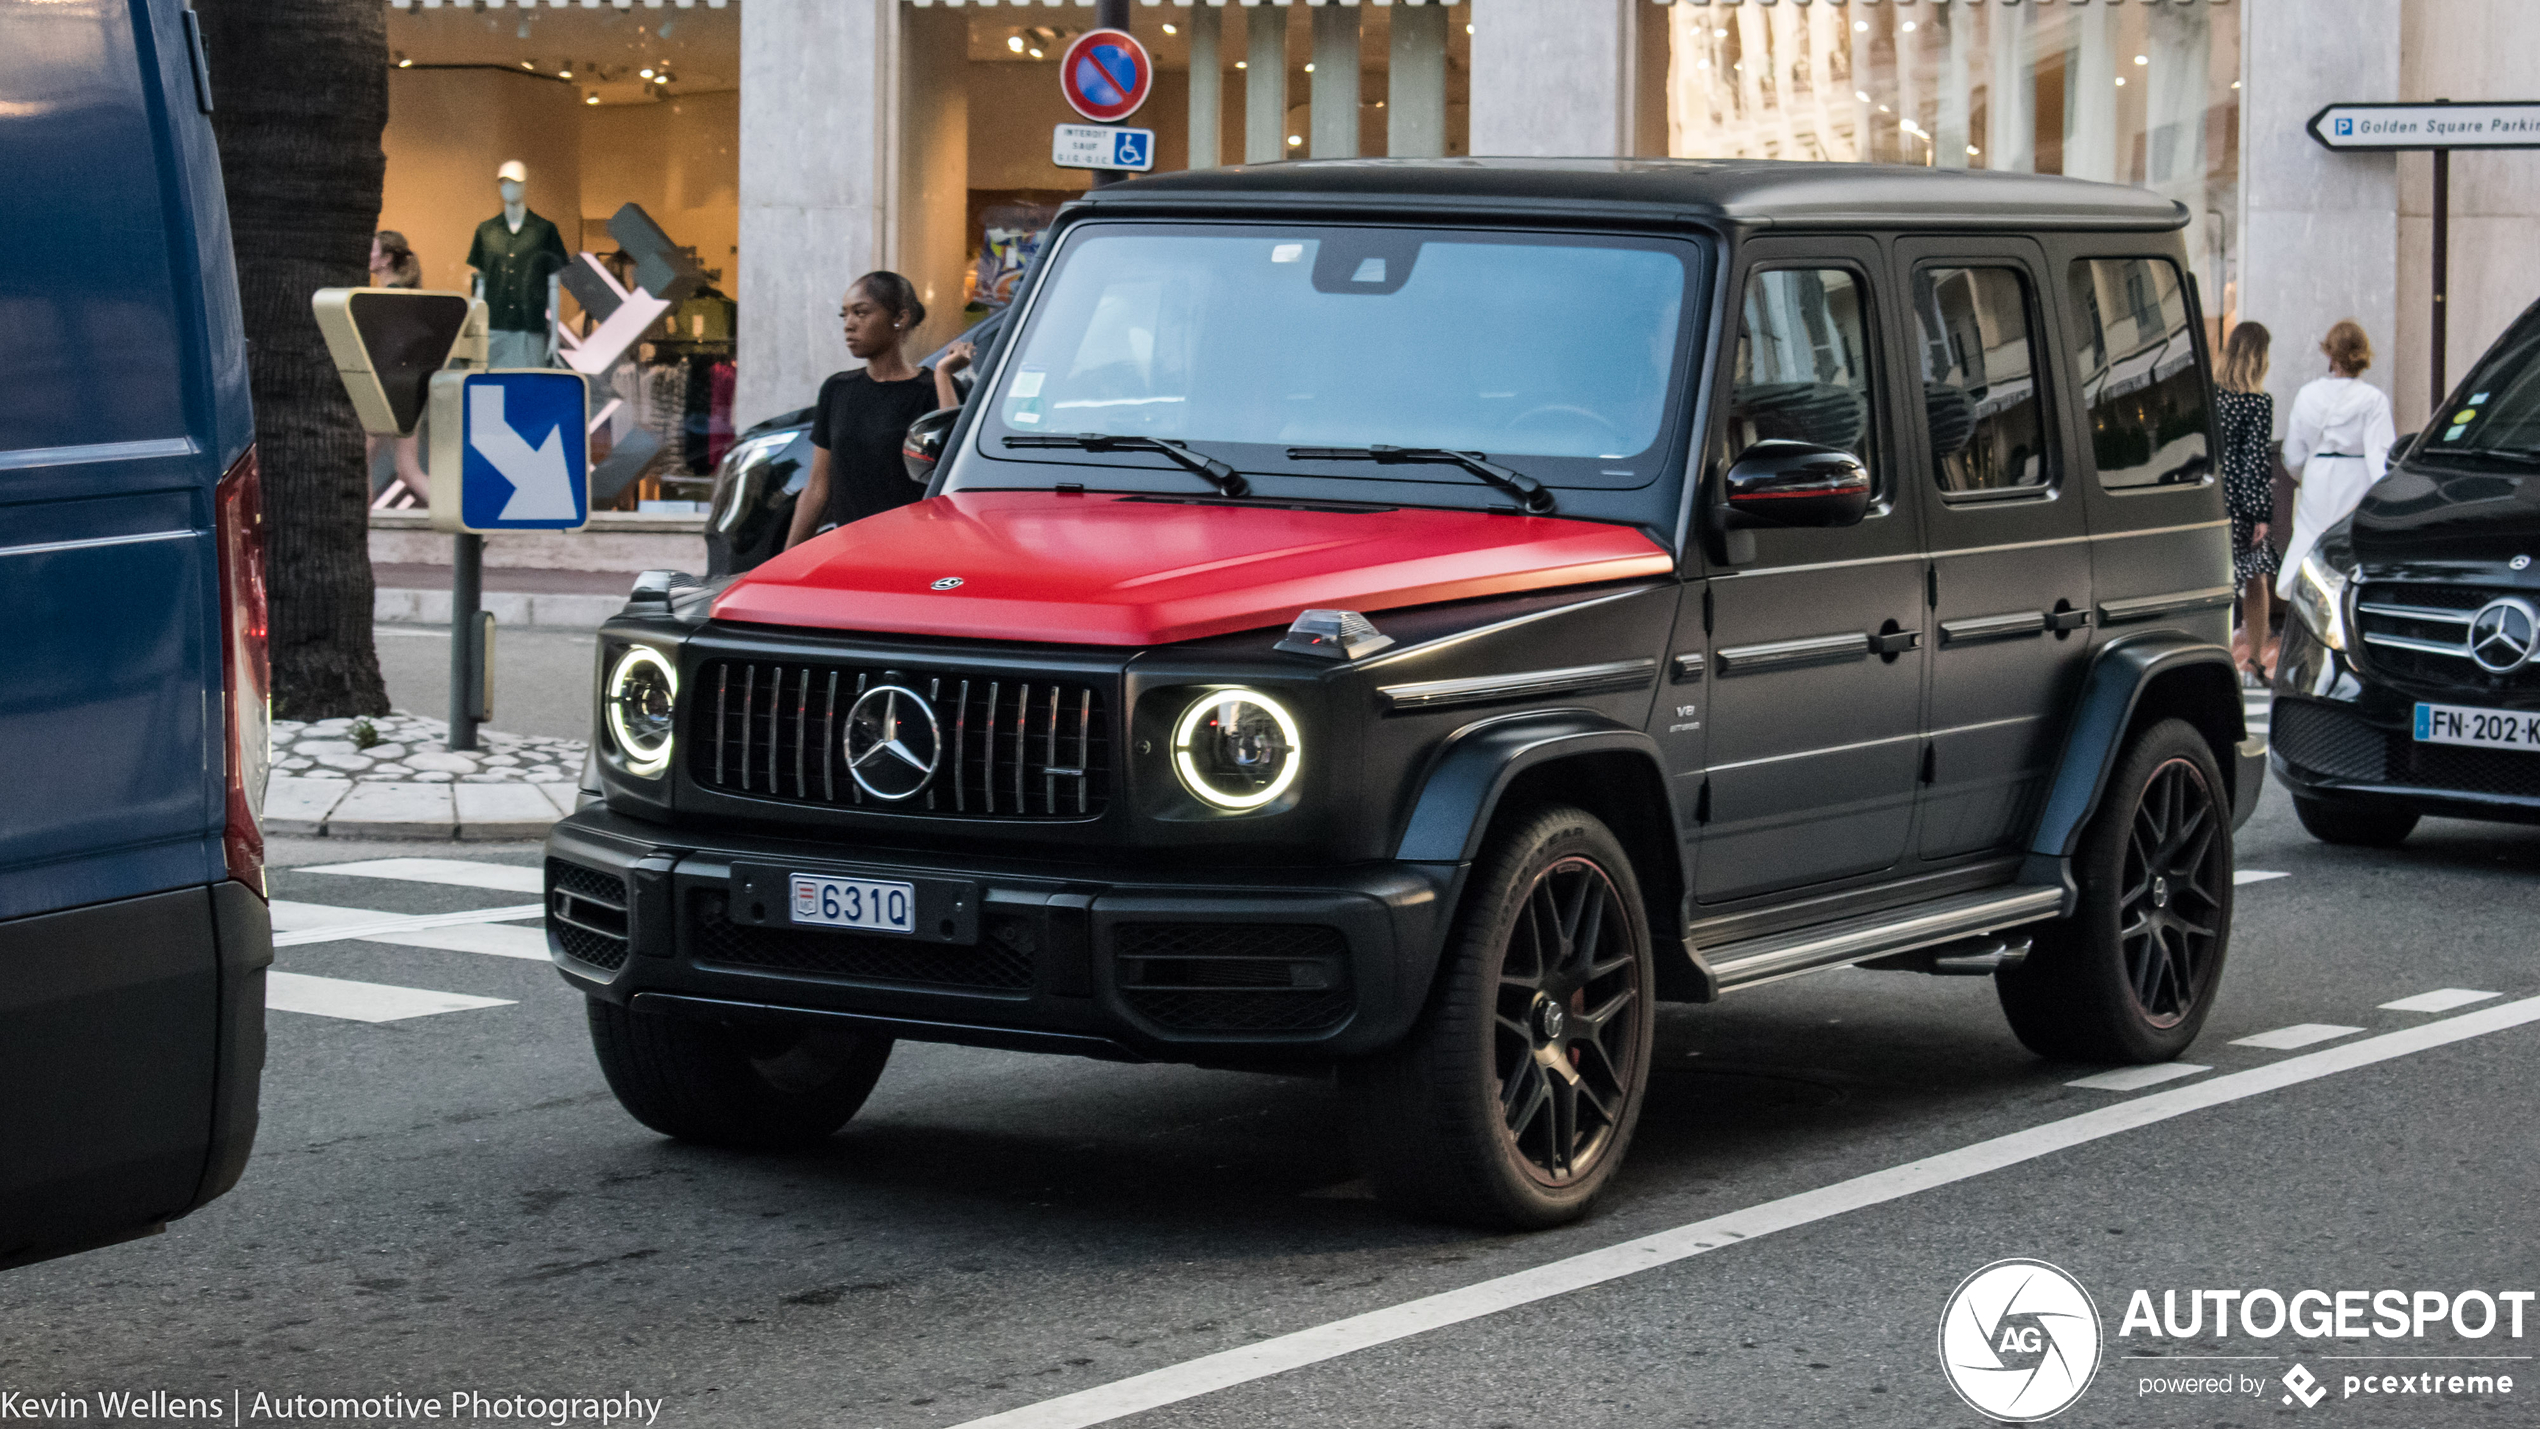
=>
[427,370,590,532]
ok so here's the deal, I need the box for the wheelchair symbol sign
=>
[1113,131,1149,169]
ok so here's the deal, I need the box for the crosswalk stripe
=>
[271,903,547,948]
[265,971,514,1023]
[2233,869,2289,886]
[298,857,545,894]
[2066,1062,2210,1092]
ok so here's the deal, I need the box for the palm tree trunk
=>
[197,0,391,720]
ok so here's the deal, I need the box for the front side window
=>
[1914,266,2050,495]
[2066,257,2211,490]
[2426,307,2540,461]
[971,224,1698,495]
[1712,267,1879,483]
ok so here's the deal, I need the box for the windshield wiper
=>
[1285,444,1556,514]
[2417,443,2540,468]
[1004,433,1250,497]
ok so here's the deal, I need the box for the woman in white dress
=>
[2274,320,2397,599]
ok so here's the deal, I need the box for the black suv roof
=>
[1081,157,2188,233]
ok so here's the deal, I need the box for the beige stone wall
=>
[2394,0,2540,432]
[381,68,587,300]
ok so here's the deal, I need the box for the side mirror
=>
[1719,439,1872,530]
[902,406,960,484]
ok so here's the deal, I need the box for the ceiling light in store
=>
[1287,134,1301,147]
[1694,60,1708,71]
[1375,101,1384,108]
[1877,105,1890,114]
[1162,23,1176,35]
[1855,21,1869,33]
[1235,60,1247,70]
[639,68,655,79]
[2232,80,2242,89]
[2115,77,2126,87]
[1715,29,1728,39]
[1466,23,1474,36]
[1028,47,1044,60]
[586,92,599,105]
[1007,35,1025,53]
[520,60,534,70]
[1856,90,1871,103]
[2135,54,2150,66]
[1968,145,1982,157]
[1902,21,1917,33]
[394,52,410,68]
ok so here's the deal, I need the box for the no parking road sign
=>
[426,369,591,534]
[1059,28,1150,124]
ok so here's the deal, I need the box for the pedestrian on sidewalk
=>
[367,230,432,504]
[2215,322,2277,680]
[785,271,940,549]
[2274,320,2396,602]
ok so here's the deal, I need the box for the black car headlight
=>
[1171,688,1302,810]
[605,646,679,777]
[2288,548,2353,652]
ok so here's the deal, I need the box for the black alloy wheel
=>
[1495,855,1644,1186]
[1345,806,1655,1229]
[1999,718,2234,1064]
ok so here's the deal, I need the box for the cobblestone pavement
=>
[273,712,585,785]
[265,713,589,840]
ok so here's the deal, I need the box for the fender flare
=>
[1394,710,1684,866]
[2029,632,2249,862]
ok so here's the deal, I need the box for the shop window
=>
[2065,257,2210,491]
[1913,266,2050,496]
[1714,267,1878,487]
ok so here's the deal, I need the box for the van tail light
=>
[215,445,270,896]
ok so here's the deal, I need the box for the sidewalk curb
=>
[266,775,580,841]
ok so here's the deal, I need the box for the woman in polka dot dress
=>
[2215,323,2278,680]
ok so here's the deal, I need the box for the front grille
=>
[2277,700,2540,799]
[685,891,1032,990]
[2273,701,2388,782]
[690,659,1110,819]
[2353,582,2540,693]
[548,860,631,970]
[1114,923,1354,1033]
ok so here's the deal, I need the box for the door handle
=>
[2047,606,2092,633]
[1871,627,1922,656]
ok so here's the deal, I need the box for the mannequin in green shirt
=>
[466,159,569,369]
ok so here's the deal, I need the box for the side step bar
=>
[1699,885,2065,995]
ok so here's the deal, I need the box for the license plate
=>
[789,873,916,934]
[2413,701,2540,753]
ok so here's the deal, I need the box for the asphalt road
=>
[4,742,2536,1428]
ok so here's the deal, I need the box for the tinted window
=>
[1714,267,1877,481]
[2066,258,2210,490]
[979,225,1694,490]
[2427,307,2540,459]
[1914,267,2050,495]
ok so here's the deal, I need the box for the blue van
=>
[0,0,268,1268]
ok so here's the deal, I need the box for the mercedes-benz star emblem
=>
[842,685,941,800]
[2512,554,2533,571]
[931,576,964,591]
[2467,596,2539,674]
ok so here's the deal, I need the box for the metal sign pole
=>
[2432,144,2450,411]
[1091,0,1132,188]
[448,532,482,752]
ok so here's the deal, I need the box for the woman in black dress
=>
[2215,322,2277,679]
[784,271,972,548]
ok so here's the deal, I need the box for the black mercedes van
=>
[2274,294,2540,843]
[550,160,2257,1229]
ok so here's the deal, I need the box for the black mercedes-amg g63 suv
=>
[547,160,2260,1230]
[2274,295,2540,843]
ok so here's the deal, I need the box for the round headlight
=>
[606,646,678,777]
[1172,689,1302,810]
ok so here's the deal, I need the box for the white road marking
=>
[2381,988,2502,1014]
[265,971,514,1023]
[272,903,547,948]
[942,995,2540,1429]
[2065,1062,2211,1092]
[2230,1023,2365,1050]
[269,900,550,960]
[2233,869,2290,886]
[299,857,545,894]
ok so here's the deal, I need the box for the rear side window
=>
[1715,267,1878,482]
[2066,258,2210,490]
[1913,266,2050,495]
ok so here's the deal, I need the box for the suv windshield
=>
[966,223,1699,496]
[2423,306,2540,462]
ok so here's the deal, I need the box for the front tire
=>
[1344,806,1655,1230]
[2292,794,2419,847]
[588,998,892,1149]
[1999,719,2233,1064]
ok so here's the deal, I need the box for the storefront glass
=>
[1664,1,2241,332]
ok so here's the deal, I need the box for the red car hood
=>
[711,490,1674,647]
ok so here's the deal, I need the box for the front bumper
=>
[544,807,1457,1063]
[2270,621,2540,825]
